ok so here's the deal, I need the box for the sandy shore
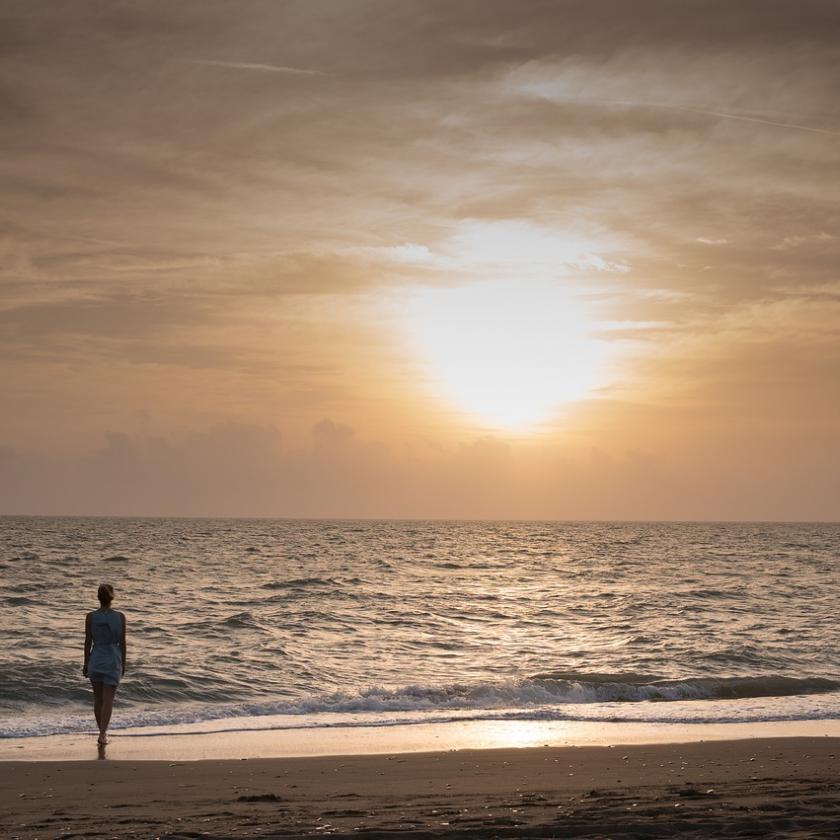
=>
[4,716,840,762]
[2,737,839,838]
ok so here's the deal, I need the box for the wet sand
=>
[2,737,839,838]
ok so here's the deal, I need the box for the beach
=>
[3,519,840,836]
[2,735,839,838]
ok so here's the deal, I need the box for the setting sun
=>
[402,279,609,431]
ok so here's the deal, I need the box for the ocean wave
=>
[1,595,36,606]
[529,672,839,701]
[261,577,337,590]
[2,672,838,738]
[4,691,840,740]
[279,674,840,710]
[220,611,260,629]
[3,668,836,713]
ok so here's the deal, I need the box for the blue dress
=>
[87,610,123,686]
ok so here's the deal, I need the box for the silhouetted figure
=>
[83,583,126,745]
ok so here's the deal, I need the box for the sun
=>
[402,278,608,431]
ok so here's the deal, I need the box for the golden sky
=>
[1,1,839,519]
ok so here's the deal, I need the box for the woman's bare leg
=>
[91,681,103,731]
[99,684,117,742]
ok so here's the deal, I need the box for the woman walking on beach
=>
[83,583,126,745]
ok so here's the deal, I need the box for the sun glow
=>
[403,279,609,431]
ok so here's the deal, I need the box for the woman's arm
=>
[120,612,127,676]
[83,613,92,676]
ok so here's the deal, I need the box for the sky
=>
[1,0,839,519]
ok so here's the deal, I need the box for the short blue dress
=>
[87,610,123,686]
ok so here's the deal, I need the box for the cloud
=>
[771,232,837,251]
[181,59,324,76]
[597,99,840,138]
[2,1,839,518]
[658,103,840,137]
[2,412,837,520]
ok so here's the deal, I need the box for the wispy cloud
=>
[524,87,840,138]
[646,102,840,138]
[771,232,837,251]
[182,59,324,76]
[581,98,840,138]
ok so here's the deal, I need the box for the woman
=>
[83,583,126,745]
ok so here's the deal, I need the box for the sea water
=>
[1,518,838,739]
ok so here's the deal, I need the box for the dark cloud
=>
[2,408,837,520]
[4,1,837,285]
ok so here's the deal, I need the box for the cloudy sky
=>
[2,0,838,519]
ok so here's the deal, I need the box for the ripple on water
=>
[0,518,838,736]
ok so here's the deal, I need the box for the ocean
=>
[1,517,838,740]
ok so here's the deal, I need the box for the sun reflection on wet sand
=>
[5,718,840,762]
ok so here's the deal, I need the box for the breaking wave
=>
[2,672,838,739]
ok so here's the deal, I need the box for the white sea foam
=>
[2,675,839,739]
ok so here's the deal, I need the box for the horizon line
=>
[1,514,837,525]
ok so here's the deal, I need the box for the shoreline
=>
[2,715,840,762]
[2,736,838,838]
